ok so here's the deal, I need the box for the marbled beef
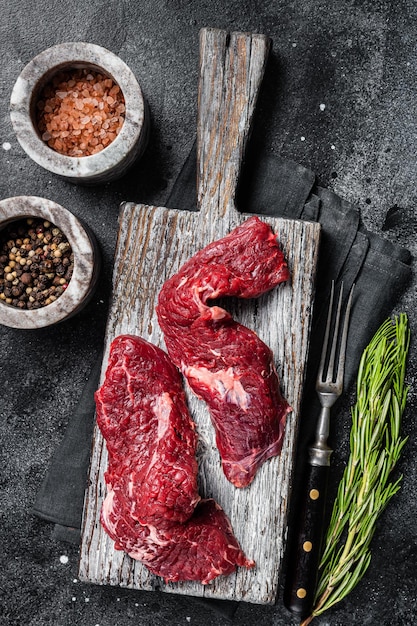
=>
[157,216,292,488]
[96,335,200,526]
[95,335,253,583]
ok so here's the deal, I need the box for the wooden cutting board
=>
[78,27,321,605]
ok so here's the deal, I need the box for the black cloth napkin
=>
[33,141,412,616]
[33,354,102,543]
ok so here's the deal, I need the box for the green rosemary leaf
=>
[316,552,372,615]
[305,313,410,624]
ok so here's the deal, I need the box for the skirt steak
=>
[157,216,292,487]
[95,335,254,583]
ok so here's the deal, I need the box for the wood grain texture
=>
[78,27,321,605]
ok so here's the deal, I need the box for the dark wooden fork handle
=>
[284,462,330,619]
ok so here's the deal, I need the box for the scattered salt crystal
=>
[73,579,78,583]
[319,103,326,111]
[2,142,11,151]
[300,136,306,141]
[59,554,69,564]
[186,618,191,623]
[292,42,297,47]
[85,597,90,603]
[331,144,336,150]
[72,597,76,602]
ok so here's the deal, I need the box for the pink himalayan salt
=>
[37,68,125,157]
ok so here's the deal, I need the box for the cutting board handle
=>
[197,28,271,223]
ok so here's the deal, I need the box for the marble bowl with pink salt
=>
[10,42,149,184]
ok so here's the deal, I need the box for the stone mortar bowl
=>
[0,196,100,329]
[10,42,149,184]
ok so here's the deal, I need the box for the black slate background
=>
[1,2,416,625]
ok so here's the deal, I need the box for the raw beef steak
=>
[95,335,253,583]
[101,495,254,584]
[95,335,200,526]
[157,216,292,488]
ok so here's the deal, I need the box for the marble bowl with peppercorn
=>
[0,196,99,329]
[10,42,149,184]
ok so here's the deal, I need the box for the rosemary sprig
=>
[301,313,410,625]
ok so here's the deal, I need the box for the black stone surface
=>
[1,3,416,625]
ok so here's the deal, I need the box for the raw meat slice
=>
[102,494,254,584]
[95,335,200,525]
[95,335,253,583]
[156,216,292,488]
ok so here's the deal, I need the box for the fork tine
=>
[334,282,355,387]
[317,280,335,384]
[327,282,344,383]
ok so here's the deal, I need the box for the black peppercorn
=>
[11,285,23,297]
[20,272,32,285]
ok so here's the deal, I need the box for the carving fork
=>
[284,281,354,619]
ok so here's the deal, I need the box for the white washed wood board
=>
[78,28,321,604]
[78,204,320,604]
